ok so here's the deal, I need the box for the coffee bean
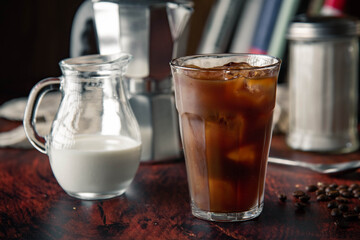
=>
[316,189,325,196]
[353,206,360,213]
[339,189,347,194]
[334,219,349,228]
[336,184,348,191]
[338,204,349,212]
[293,190,305,198]
[331,208,342,217]
[317,194,329,202]
[325,187,336,193]
[343,212,359,221]
[327,200,338,209]
[340,190,353,198]
[349,183,359,192]
[329,183,338,189]
[326,190,340,199]
[335,196,350,203]
[299,194,310,203]
[306,184,318,192]
[317,182,328,188]
[278,193,287,202]
[353,189,360,196]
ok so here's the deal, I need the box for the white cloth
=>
[0,93,61,148]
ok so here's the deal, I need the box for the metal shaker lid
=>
[287,15,359,40]
[93,0,191,6]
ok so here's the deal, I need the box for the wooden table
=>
[0,119,359,240]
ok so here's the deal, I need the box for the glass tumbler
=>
[170,54,281,221]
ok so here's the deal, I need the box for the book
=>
[307,0,325,15]
[268,0,301,58]
[196,0,245,54]
[229,0,265,53]
[250,0,283,54]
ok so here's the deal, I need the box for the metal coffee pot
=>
[71,0,193,162]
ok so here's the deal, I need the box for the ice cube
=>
[183,65,225,80]
[215,62,253,80]
[245,77,276,93]
[183,62,257,81]
[227,144,257,165]
[205,113,245,155]
[214,61,252,70]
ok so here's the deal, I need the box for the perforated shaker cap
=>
[92,0,192,6]
[287,15,359,40]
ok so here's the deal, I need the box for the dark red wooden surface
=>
[0,119,359,240]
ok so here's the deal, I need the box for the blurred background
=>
[0,0,359,102]
[0,0,213,102]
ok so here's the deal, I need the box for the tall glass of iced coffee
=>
[170,54,281,222]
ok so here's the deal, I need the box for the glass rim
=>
[170,53,281,71]
[59,53,132,71]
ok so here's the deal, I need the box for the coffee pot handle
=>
[23,77,61,154]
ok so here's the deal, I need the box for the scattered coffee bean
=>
[339,189,347,194]
[331,208,342,217]
[334,219,349,229]
[293,190,305,198]
[343,212,359,221]
[326,190,340,199]
[340,190,353,198]
[327,200,338,209]
[335,196,349,203]
[317,182,328,188]
[316,189,325,196]
[317,194,329,202]
[336,184,348,191]
[338,204,349,212]
[278,181,360,227]
[278,193,287,202]
[349,183,359,191]
[325,187,336,193]
[306,184,318,192]
[354,206,360,213]
[299,194,310,203]
[353,189,360,197]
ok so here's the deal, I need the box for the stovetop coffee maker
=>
[71,0,193,162]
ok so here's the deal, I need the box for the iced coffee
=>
[170,54,281,222]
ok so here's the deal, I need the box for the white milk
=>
[49,135,141,198]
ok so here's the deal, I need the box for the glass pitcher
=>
[23,53,142,200]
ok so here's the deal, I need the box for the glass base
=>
[65,189,126,200]
[191,202,263,222]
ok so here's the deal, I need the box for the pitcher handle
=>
[23,77,61,154]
